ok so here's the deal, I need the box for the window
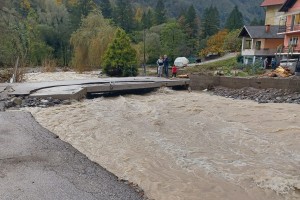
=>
[292,14,300,31]
[245,40,251,49]
[255,41,261,50]
[289,37,298,46]
[294,14,300,25]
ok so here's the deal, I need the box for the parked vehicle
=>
[174,57,189,67]
[279,59,297,74]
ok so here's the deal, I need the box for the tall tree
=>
[113,0,135,32]
[70,11,116,72]
[183,4,199,55]
[99,0,112,19]
[141,9,153,29]
[223,29,242,52]
[161,22,188,61]
[66,0,96,32]
[250,17,264,26]
[20,0,31,17]
[154,0,166,25]
[145,32,162,63]
[147,10,154,28]
[201,6,220,38]
[0,2,26,66]
[36,0,72,66]
[185,5,198,39]
[141,11,147,29]
[102,29,138,77]
[225,6,244,31]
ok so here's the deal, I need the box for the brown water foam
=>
[25,89,300,200]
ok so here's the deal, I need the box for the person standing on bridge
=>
[171,65,177,78]
[163,55,169,78]
[156,56,164,77]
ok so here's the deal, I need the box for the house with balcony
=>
[238,0,285,65]
[239,25,284,65]
[277,0,300,58]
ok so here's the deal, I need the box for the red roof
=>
[260,0,286,7]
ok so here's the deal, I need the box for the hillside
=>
[131,0,265,25]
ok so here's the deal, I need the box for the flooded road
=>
[25,89,300,200]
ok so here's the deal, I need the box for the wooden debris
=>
[262,66,292,78]
[177,74,189,78]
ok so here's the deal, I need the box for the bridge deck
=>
[1,77,190,100]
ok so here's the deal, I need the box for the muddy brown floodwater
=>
[25,89,300,200]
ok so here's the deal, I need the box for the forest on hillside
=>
[128,0,264,24]
[0,0,264,76]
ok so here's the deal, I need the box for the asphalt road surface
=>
[0,111,144,200]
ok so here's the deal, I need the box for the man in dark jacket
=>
[163,55,169,78]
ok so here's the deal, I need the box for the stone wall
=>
[189,74,300,92]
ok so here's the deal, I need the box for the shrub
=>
[103,29,138,77]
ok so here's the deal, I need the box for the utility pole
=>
[172,28,175,63]
[143,29,146,76]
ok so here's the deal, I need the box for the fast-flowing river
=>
[25,89,300,200]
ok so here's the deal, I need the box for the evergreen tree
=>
[141,11,147,29]
[100,0,112,19]
[154,0,166,25]
[250,17,264,26]
[113,0,135,32]
[185,5,198,39]
[250,18,258,26]
[66,0,96,32]
[177,5,199,56]
[141,9,153,29]
[201,6,220,38]
[103,29,138,77]
[146,10,154,28]
[225,6,244,31]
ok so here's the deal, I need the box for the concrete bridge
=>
[0,77,190,100]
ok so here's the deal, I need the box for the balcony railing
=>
[282,45,300,53]
[278,24,300,33]
[278,25,287,33]
[242,48,277,56]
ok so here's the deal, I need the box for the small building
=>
[239,25,284,65]
[237,0,286,65]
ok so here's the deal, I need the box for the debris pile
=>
[0,95,76,112]
[0,69,11,83]
[212,86,300,104]
[264,66,293,78]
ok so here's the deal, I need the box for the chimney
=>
[265,24,271,33]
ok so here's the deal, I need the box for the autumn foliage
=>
[70,12,116,72]
[200,30,228,57]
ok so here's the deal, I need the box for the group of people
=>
[156,55,177,78]
[263,57,277,70]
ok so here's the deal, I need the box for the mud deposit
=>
[25,89,300,200]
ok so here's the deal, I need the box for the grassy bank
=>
[183,57,238,74]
